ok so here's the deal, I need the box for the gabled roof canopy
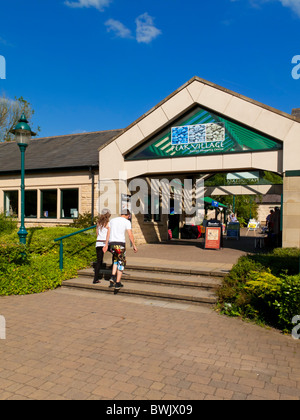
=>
[99,75,299,156]
[99,76,300,179]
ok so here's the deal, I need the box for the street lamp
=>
[10,113,36,244]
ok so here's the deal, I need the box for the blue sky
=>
[0,0,300,138]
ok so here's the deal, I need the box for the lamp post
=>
[10,113,36,244]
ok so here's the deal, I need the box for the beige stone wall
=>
[131,213,168,245]
[282,175,300,248]
[0,170,99,228]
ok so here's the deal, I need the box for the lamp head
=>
[10,113,36,144]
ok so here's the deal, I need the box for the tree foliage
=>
[211,194,259,223]
[0,95,40,142]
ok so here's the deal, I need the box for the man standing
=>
[104,210,137,289]
[272,207,281,247]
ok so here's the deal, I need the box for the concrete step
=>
[62,262,224,306]
[62,276,218,306]
[78,267,222,290]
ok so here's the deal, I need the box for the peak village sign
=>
[171,122,225,153]
[125,106,282,161]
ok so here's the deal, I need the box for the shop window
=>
[144,195,152,222]
[25,190,37,218]
[143,195,161,222]
[61,189,79,218]
[4,191,18,217]
[153,195,161,222]
[41,189,57,218]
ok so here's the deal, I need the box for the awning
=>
[200,197,228,208]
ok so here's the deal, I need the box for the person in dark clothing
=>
[93,210,111,284]
[272,207,281,247]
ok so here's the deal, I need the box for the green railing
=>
[54,225,96,270]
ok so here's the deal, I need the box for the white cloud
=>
[135,13,161,44]
[64,0,111,11]
[105,13,161,44]
[279,0,300,17]
[105,19,133,39]
[64,1,162,44]
[236,0,300,17]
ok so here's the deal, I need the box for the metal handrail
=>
[54,225,96,270]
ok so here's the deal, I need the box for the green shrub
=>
[217,248,300,333]
[217,255,264,308]
[0,243,29,267]
[68,212,96,228]
[0,212,17,234]
[276,274,300,331]
[0,226,97,296]
[237,217,246,227]
[245,271,300,332]
[249,247,300,276]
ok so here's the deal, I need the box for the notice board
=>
[205,227,221,249]
[226,222,240,240]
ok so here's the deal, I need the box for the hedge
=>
[0,227,97,296]
[217,248,300,333]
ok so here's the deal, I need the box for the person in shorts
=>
[104,209,137,289]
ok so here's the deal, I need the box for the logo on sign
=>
[171,122,225,152]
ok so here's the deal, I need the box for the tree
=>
[211,194,259,224]
[0,95,40,142]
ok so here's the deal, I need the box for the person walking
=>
[104,209,137,290]
[266,209,274,231]
[273,206,281,247]
[93,210,111,284]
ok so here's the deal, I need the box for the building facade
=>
[98,77,300,248]
[0,129,121,227]
[1,76,300,248]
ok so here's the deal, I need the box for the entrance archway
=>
[99,76,300,248]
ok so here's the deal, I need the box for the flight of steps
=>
[62,263,226,307]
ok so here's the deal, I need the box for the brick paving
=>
[0,286,300,400]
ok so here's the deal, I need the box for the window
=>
[144,195,152,222]
[61,189,78,218]
[25,190,37,218]
[143,194,161,222]
[4,191,18,217]
[41,189,57,218]
[153,195,161,222]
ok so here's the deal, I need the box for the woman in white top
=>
[93,210,111,283]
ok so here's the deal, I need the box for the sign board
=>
[211,200,219,208]
[226,171,259,185]
[247,219,259,230]
[226,222,240,239]
[205,227,221,249]
[125,107,282,161]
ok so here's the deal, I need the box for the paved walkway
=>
[0,288,300,400]
[107,228,259,272]
[0,234,299,400]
